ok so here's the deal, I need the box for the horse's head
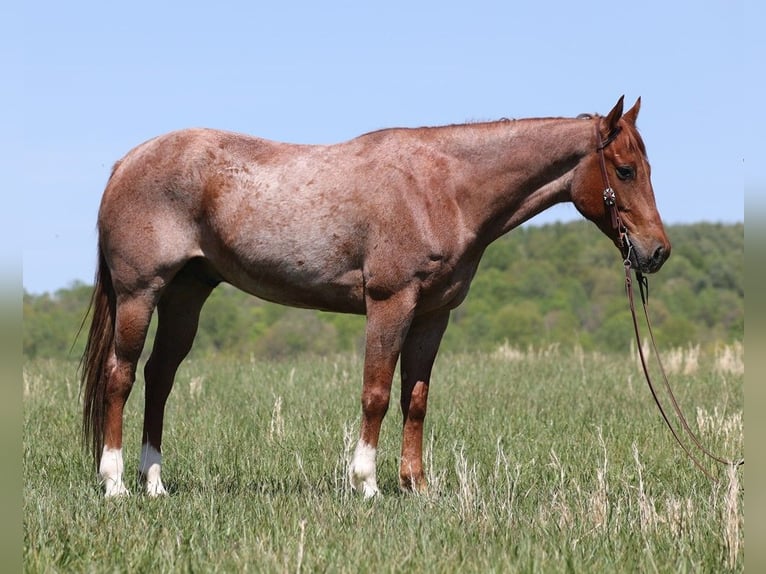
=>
[572,96,671,273]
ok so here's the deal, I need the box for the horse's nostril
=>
[652,244,669,266]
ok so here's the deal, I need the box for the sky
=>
[7,1,750,295]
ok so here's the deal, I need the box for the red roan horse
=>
[81,96,670,497]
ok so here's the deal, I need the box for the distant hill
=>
[23,221,743,360]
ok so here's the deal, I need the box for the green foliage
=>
[23,222,744,360]
[22,282,92,360]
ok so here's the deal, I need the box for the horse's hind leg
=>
[101,291,157,496]
[399,310,450,492]
[140,265,216,496]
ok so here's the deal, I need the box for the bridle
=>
[595,125,633,265]
[594,122,743,481]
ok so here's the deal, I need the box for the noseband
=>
[593,121,743,480]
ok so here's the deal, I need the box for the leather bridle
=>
[595,124,635,266]
[594,122,743,481]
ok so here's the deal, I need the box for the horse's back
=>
[103,128,287,201]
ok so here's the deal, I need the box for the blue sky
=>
[8,1,748,294]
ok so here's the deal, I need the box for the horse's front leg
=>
[399,310,450,492]
[349,290,417,498]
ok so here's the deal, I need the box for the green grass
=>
[23,347,743,573]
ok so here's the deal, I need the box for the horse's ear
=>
[623,97,641,125]
[604,96,625,132]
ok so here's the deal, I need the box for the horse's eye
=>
[616,165,635,181]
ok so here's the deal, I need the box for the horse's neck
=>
[443,118,595,244]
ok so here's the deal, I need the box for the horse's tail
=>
[79,246,116,468]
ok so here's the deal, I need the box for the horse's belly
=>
[226,261,366,314]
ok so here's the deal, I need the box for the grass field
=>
[23,345,743,573]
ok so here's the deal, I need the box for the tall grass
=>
[23,346,743,572]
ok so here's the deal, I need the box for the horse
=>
[80,96,670,497]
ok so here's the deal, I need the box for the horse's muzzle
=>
[637,241,671,274]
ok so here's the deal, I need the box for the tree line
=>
[23,221,743,360]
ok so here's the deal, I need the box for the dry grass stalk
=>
[546,448,574,529]
[454,445,480,519]
[630,338,652,367]
[493,341,525,361]
[723,463,742,570]
[424,430,444,496]
[632,443,657,533]
[296,519,307,574]
[189,375,204,398]
[715,342,744,375]
[589,427,609,531]
[665,344,701,375]
[665,495,694,538]
[269,395,285,441]
[682,344,700,375]
[695,407,743,455]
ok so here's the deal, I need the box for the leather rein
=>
[595,123,743,481]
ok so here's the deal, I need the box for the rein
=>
[595,124,743,482]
